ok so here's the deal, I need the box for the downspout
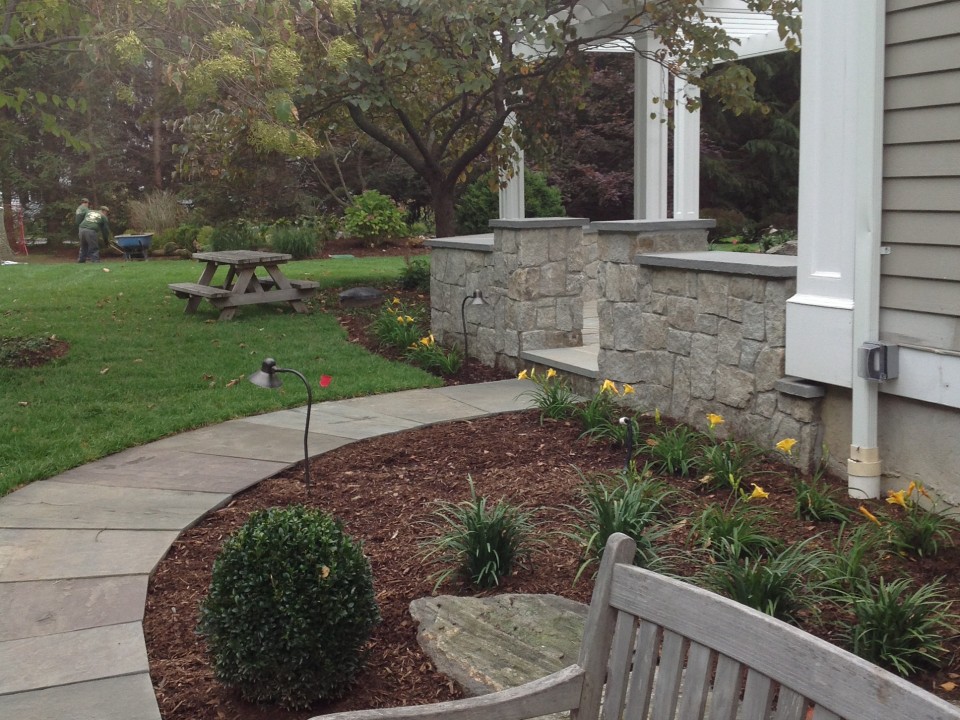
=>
[846,2,886,499]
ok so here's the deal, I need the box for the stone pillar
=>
[490,218,588,371]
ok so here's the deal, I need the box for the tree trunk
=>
[431,182,458,238]
[0,196,13,261]
[152,64,164,189]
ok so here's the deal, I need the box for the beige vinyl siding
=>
[880,0,960,352]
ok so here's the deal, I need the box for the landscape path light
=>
[249,357,313,490]
[461,290,488,362]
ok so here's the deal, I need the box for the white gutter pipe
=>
[846,1,886,499]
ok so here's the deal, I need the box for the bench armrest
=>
[309,664,584,720]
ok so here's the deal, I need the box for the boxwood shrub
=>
[197,506,380,709]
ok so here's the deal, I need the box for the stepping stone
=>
[410,594,586,697]
[339,286,384,307]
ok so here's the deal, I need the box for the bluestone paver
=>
[0,380,534,719]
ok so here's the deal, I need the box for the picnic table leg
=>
[184,261,220,314]
[216,267,258,321]
[263,264,310,314]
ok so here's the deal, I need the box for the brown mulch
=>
[27,236,960,716]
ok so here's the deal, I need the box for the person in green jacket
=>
[77,206,111,263]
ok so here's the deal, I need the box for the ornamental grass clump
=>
[517,367,578,422]
[198,506,380,710]
[406,334,462,376]
[421,477,540,590]
[576,379,637,443]
[371,298,425,351]
[841,577,957,677]
[884,482,957,558]
[567,469,673,581]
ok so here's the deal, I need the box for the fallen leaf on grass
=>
[100,367,109,374]
[102,268,110,273]
[942,681,957,692]
[18,401,29,407]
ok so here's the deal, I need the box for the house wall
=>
[880,0,960,351]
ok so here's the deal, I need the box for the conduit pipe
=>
[846,1,886,499]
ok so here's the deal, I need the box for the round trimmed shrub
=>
[342,190,408,245]
[198,506,380,709]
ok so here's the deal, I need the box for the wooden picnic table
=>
[168,250,319,321]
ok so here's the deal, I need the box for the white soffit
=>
[570,0,795,59]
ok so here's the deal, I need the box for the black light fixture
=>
[249,358,313,490]
[461,290,488,361]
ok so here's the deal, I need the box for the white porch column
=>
[634,34,669,220]
[786,0,886,497]
[498,113,525,219]
[673,76,701,220]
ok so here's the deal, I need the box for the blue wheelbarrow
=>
[113,233,153,260]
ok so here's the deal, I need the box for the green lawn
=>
[0,256,439,496]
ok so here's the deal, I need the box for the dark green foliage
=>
[518,368,578,423]
[405,336,462,376]
[198,506,380,710]
[422,478,539,590]
[269,223,319,259]
[696,439,762,491]
[842,577,957,677]
[343,190,408,245]
[689,502,780,561]
[568,470,672,581]
[700,538,824,624]
[454,171,565,235]
[399,257,431,292]
[793,476,849,522]
[639,423,702,478]
[701,207,748,243]
[370,299,424,351]
[209,220,261,251]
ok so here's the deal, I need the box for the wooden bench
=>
[315,533,960,720]
[168,282,233,299]
[256,277,321,291]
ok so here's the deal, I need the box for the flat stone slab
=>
[241,407,423,441]
[0,576,148,641]
[0,674,161,720]
[0,481,229,530]
[52,447,288,494]
[0,622,149,694]
[146,419,321,462]
[0,528,179,582]
[410,594,586,697]
[436,379,534,413]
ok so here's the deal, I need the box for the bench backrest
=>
[576,533,960,720]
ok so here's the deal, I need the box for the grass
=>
[0,257,441,495]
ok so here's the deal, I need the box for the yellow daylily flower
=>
[858,505,882,526]
[886,489,908,509]
[419,336,433,346]
[392,297,401,305]
[622,383,635,395]
[646,438,659,447]
[706,413,724,428]
[918,484,931,499]
[749,484,770,500]
[396,315,406,323]
[546,368,557,379]
[404,315,414,323]
[906,481,917,497]
[517,369,529,380]
[601,379,618,394]
[776,438,798,455]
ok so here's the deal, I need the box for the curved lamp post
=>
[461,290,488,361]
[249,358,312,490]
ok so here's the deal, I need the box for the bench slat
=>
[650,629,685,720]
[675,641,712,720]
[773,687,808,720]
[168,282,232,299]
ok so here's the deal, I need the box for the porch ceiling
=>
[570,0,794,59]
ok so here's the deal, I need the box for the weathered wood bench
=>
[168,281,234,299]
[315,533,960,720]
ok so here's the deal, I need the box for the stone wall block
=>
[778,394,820,424]
[755,391,778,418]
[742,302,766,341]
[635,351,675,387]
[671,358,693,415]
[766,303,787,347]
[667,296,697,332]
[666,328,692,356]
[717,319,742,366]
[690,335,719,399]
[517,236,549,267]
[651,269,686,295]
[613,304,645,351]
[695,313,719,336]
[716,365,755,409]
[556,297,582,332]
[730,276,764,301]
[539,261,568,296]
[509,267,541,301]
[754,347,785,392]
[506,301,538,331]
[727,297,743,323]
[599,349,642,383]
[637,311,667,350]
[740,339,763,373]
[697,274,730,317]
[536,304,557,330]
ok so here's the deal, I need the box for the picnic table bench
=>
[315,533,960,720]
[169,250,319,320]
